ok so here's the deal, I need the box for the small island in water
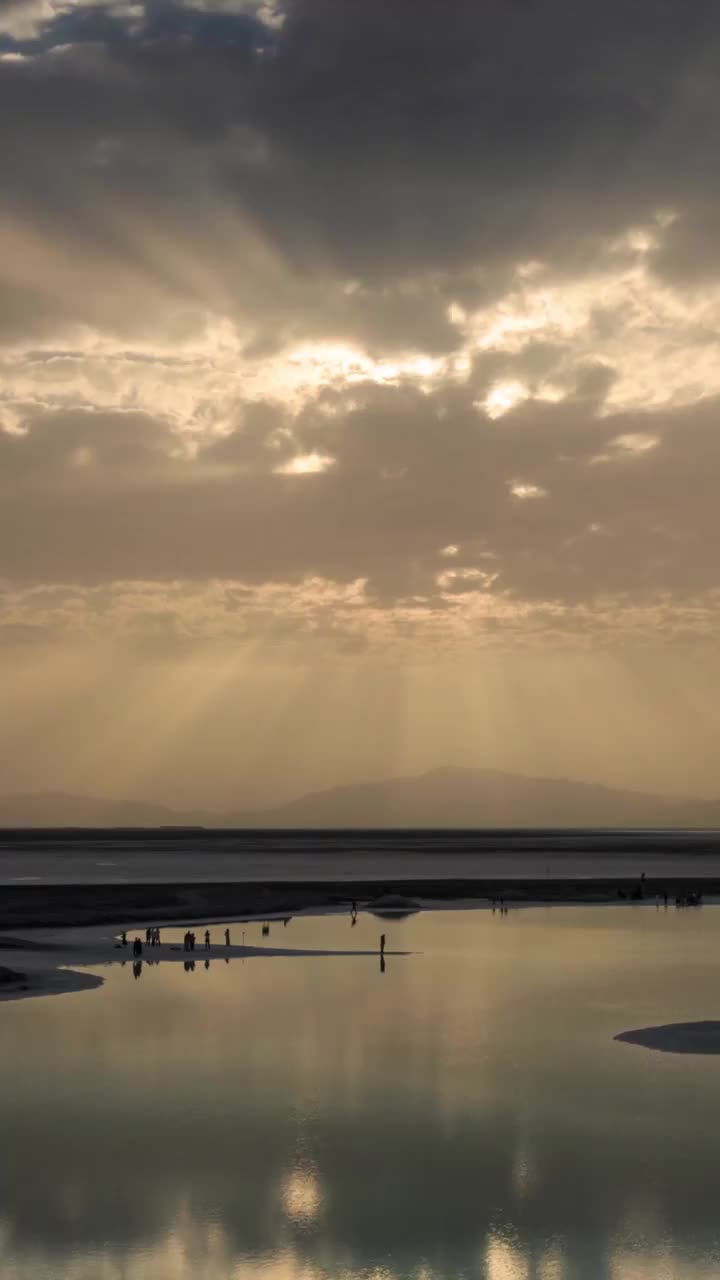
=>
[615,1022,720,1054]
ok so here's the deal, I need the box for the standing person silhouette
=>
[380,933,386,956]
[204,929,211,950]
[225,928,231,947]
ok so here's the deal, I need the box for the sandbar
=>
[615,1022,720,1054]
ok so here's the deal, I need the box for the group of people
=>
[120,925,236,956]
[183,927,232,951]
[120,928,161,951]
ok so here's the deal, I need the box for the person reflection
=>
[204,958,210,970]
[380,954,385,975]
[133,960,142,979]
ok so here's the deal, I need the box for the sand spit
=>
[0,963,103,1003]
[615,1022,720,1054]
[0,925,409,1005]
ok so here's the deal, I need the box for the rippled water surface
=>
[3,905,720,1279]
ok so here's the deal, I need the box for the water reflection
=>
[2,907,720,1278]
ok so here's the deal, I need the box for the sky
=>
[2,0,720,807]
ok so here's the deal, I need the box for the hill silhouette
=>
[2,768,720,828]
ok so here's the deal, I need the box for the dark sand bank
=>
[0,962,103,1003]
[615,1022,720,1054]
[1,875,717,931]
[0,933,408,1005]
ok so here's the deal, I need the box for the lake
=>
[2,905,720,1279]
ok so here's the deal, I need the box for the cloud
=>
[1,380,720,650]
[2,0,720,654]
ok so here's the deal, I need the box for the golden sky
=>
[2,1,720,804]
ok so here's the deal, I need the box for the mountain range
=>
[2,767,720,828]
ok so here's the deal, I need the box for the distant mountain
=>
[234,767,720,829]
[2,769,720,828]
[0,791,208,828]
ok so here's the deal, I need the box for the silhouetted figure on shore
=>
[190,932,196,951]
[262,923,270,937]
[225,928,231,947]
[121,931,127,946]
[145,927,152,945]
[204,929,211,950]
[133,937,143,957]
[380,933,386,956]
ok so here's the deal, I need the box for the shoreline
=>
[0,877,714,1006]
[0,874,713,931]
[0,920,412,1005]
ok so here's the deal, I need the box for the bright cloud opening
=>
[482,381,530,419]
[510,482,548,500]
[275,452,336,475]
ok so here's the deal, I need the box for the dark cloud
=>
[1,0,720,644]
[1,0,720,347]
[1,384,719,613]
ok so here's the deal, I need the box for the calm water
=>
[2,906,720,1279]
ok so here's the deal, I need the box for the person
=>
[225,928,230,947]
[190,932,196,951]
[154,927,161,946]
[204,929,210,950]
[133,960,142,979]
[133,937,142,957]
[145,927,152,945]
[380,933,386,955]
[204,957,210,970]
[121,931,127,946]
